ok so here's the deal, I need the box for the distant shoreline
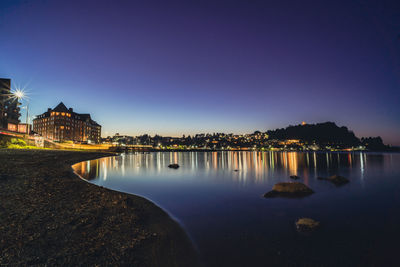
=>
[117,148,400,153]
[0,149,200,266]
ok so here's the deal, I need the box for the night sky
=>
[1,0,399,145]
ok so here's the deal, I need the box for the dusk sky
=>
[1,0,399,145]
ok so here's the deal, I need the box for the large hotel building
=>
[33,102,101,143]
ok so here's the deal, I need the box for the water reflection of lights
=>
[213,152,218,170]
[313,152,317,177]
[74,151,379,186]
[360,152,365,178]
[102,161,107,181]
[157,152,161,172]
[121,153,126,176]
[287,152,298,176]
[269,151,274,170]
[348,153,352,167]
[326,153,329,168]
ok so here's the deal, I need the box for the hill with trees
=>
[266,122,384,149]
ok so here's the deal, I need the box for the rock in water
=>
[289,175,300,180]
[263,182,314,198]
[317,175,349,185]
[168,164,180,169]
[329,175,349,185]
[296,218,320,232]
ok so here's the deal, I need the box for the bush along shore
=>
[0,149,200,266]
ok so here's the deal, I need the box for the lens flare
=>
[14,89,25,99]
[9,83,30,102]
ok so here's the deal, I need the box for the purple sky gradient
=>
[1,0,399,145]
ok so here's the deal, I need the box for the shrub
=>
[10,138,27,147]
[7,144,24,149]
[0,140,8,148]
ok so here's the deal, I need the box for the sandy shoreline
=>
[0,149,200,266]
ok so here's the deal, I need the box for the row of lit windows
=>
[34,121,99,137]
[35,125,96,132]
[58,126,84,131]
[37,111,84,121]
[34,121,84,128]
[34,117,98,126]
[51,112,72,117]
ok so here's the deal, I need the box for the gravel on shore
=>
[0,149,200,266]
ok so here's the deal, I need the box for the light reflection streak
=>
[121,153,125,176]
[360,152,364,178]
[102,161,107,181]
[313,152,317,176]
[326,153,329,168]
[287,152,298,176]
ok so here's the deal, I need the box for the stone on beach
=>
[264,182,314,198]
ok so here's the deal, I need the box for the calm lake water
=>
[73,151,400,266]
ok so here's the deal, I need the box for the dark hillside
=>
[266,122,360,147]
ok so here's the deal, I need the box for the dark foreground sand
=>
[0,149,200,266]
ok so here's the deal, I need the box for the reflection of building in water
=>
[73,160,100,180]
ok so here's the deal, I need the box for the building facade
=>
[33,102,101,143]
[0,78,21,129]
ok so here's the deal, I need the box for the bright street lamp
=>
[11,87,29,134]
[13,89,25,100]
